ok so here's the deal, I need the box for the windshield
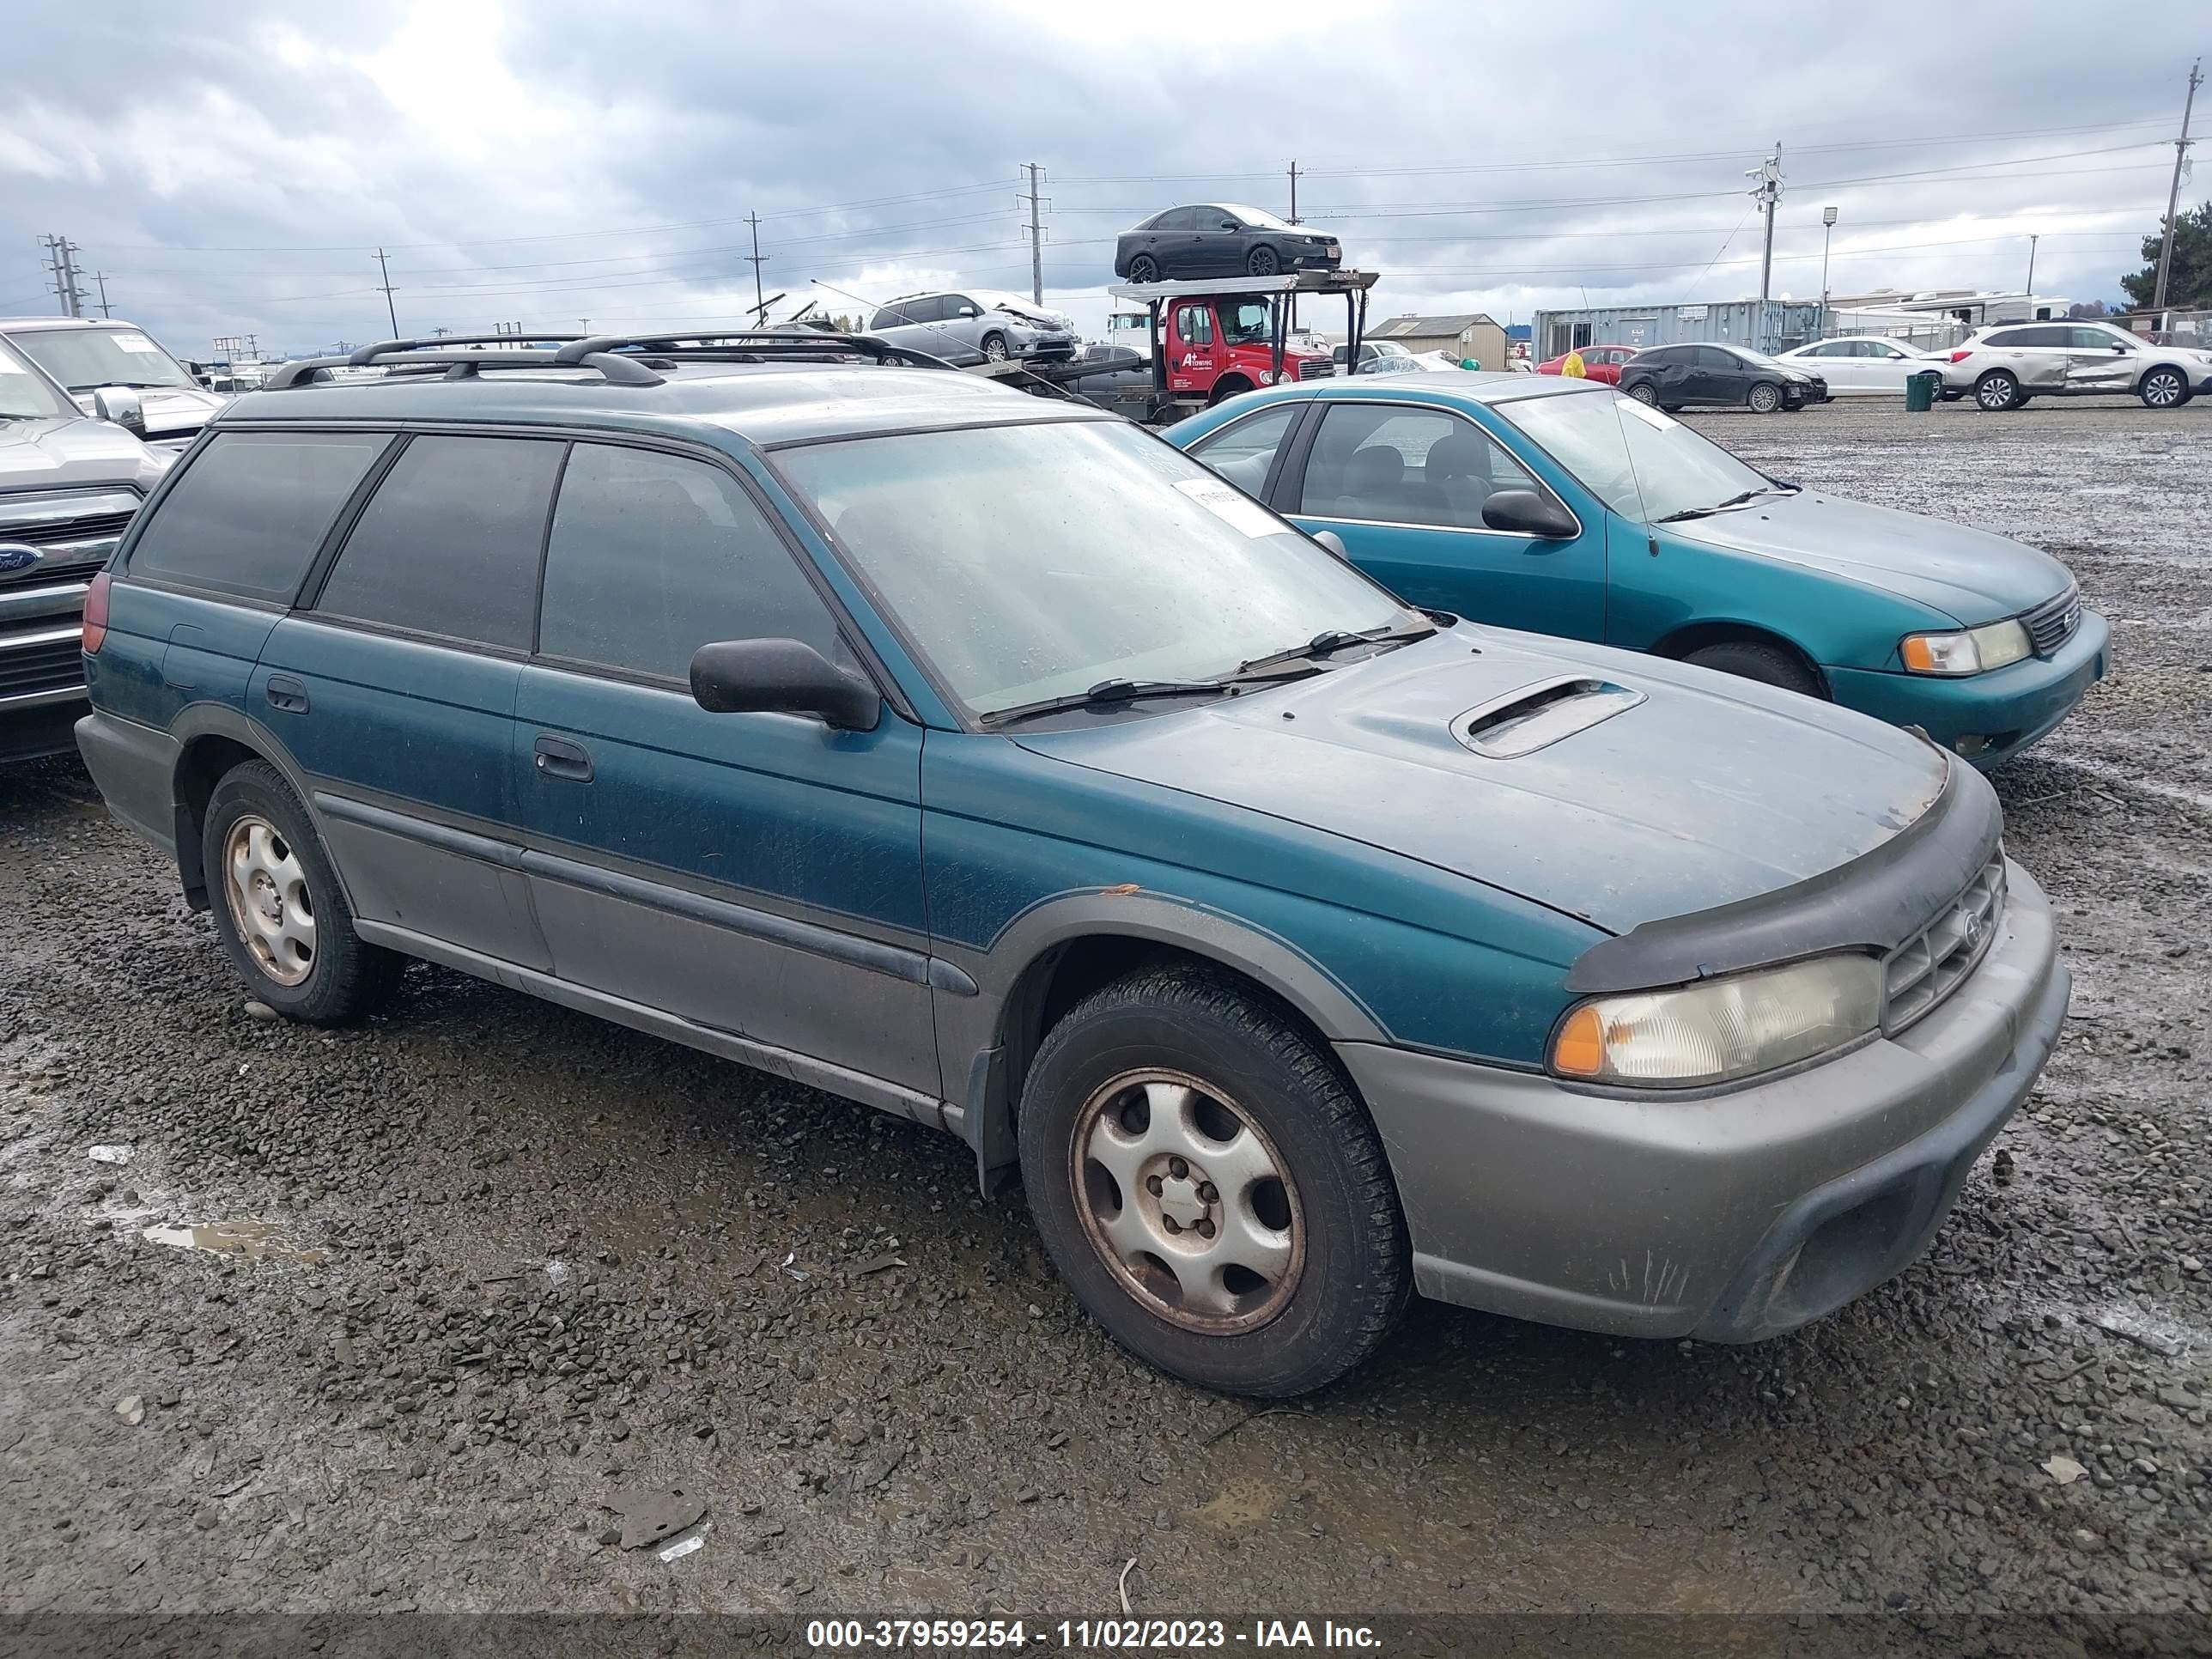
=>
[776,419,1415,717]
[1219,204,1293,231]
[0,337,79,419]
[9,325,199,392]
[1495,386,1772,523]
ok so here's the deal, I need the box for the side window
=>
[1297,404,1542,531]
[538,444,840,681]
[1984,329,2027,348]
[2071,326,2128,350]
[869,307,899,331]
[1696,346,1737,370]
[1176,307,1213,346]
[1187,404,1302,498]
[1872,342,1908,358]
[1798,343,1838,358]
[314,434,563,650]
[125,431,388,604]
[945,295,979,319]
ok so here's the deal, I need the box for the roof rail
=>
[261,344,665,390]
[343,332,584,365]
[549,328,955,371]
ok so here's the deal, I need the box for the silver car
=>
[0,316,230,449]
[866,290,1077,366]
[1936,319,2212,411]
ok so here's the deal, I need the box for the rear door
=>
[513,439,937,1094]
[260,431,562,969]
[1275,398,1605,639]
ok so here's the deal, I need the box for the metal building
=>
[1365,313,1510,369]
[1532,300,1825,359]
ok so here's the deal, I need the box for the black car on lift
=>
[1618,343,1827,413]
[1113,204,1341,283]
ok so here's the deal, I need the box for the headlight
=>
[1900,619,2032,675]
[1550,955,1883,1087]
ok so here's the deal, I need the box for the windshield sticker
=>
[112,333,162,353]
[1176,476,1285,538]
[1618,398,1679,431]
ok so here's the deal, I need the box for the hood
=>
[69,383,228,441]
[1666,489,2072,627]
[992,300,1073,331]
[1015,628,1948,935]
[0,416,171,494]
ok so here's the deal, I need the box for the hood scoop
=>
[1454,675,1645,759]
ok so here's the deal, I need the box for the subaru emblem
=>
[0,544,44,575]
[1961,910,1982,947]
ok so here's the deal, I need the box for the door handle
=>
[264,674,309,714]
[532,733,594,783]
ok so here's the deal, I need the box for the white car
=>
[1773,336,1937,396]
[1936,320,2212,411]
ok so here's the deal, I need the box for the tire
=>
[1747,381,1781,414]
[1247,245,1279,277]
[1974,369,2021,411]
[2140,365,2188,409]
[1684,639,1824,699]
[1658,404,1685,414]
[1018,966,1410,1397]
[1626,381,1659,405]
[981,332,1009,363]
[1127,255,1159,284]
[201,759,399,1023]
[1206,376,1254,407]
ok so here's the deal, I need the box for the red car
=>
[1537,344,1637,385]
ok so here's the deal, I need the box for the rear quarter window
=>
[124,430,390,604]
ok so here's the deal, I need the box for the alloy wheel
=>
[2143,368,2185,408]
[1070,1069,1304,1334]
[222,815,316,986]
[1248,247,1279,277]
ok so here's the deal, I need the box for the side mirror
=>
[91,386,145,436]
[1219,220,1240,232]
[957,306,980,319]
[1311,530,1349,559]
[1481,489,1577,539]
[689,638,881,731]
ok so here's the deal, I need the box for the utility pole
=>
[1023,164,1046,306]
[374,247,399,336]
[1820,205,1838,337]
[744,212,769,318]
[93,272,113,319]
[1287,159,1301,224]
[2153,57,2203,313]
[2026,234,2039,306]
[40,234,87,317]
[1747,144,1784,311]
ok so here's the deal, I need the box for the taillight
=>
[82,569,111,655]
[1948,349,1973,363]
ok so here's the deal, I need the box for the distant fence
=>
[2118,307,2212,347]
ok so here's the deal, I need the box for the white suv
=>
[1937,320,2212,411]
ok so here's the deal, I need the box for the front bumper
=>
[1826,610,2111,769]
[1335,858,2064,1343]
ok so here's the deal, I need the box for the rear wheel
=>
[2140,365,2188,409]
[1747,380,1782,414]
[202,760,399,1023]
[1018,967,1409,1397]
[1626,381,1659,405]
[1685,639,1823,699]
[1247,246,1280,277]
[1974,369,2022,411]
[1127,254,1160,284]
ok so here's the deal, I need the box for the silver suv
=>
[1937,319,2212,411]
[0,331,171,760]
[866,290,1076,365]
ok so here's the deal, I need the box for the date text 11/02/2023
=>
[804,1619,1382,1649]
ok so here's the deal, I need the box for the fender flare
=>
[167,702,356,913]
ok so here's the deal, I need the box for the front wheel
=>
[1127,254,1160,284]
[1247,246,1280,277]
[2140,365,2188,409]
[1685,639,1824,698]
[202,760,399,1022]
[981,332,1009,362]
[1626,381,1659,405]
[1747,381,1781,414]
[1018,967,1410,1397]
[1974,369,2022,411]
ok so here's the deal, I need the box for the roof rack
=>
[262,338,662,390]
[260,328,963,392]
[550,328,956,371]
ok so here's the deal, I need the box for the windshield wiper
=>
[981,678,1231,727]
[1233,622,1435,677]
[1656,489,1765,523]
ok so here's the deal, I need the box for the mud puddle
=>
[141,1219,326,1266]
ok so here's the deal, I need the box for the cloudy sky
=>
[3,0,2203,359]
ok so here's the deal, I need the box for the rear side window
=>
[314,434,563,650]
[126,431,386,603]
[537,443,841,680]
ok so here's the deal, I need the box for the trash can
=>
[1905,369,1941,413]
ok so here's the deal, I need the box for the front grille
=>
[0,488,143,582]
[1298,359,1336,380]
[1883,853,2007,1033]
[0,629,88,699]
[2021,583,2082,656]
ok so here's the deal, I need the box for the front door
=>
[513,439,938,1095]
[263,431,563,970]
[1168,302,1217,393]
[1274,400,1607,640]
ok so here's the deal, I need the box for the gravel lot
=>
[3,395,2208,1636]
